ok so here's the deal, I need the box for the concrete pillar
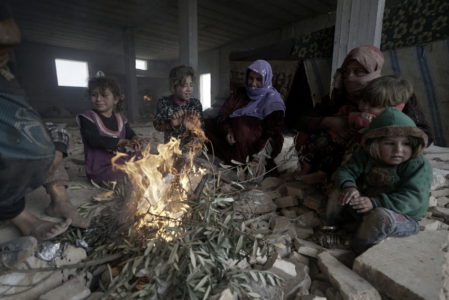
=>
[178,0,198,72]
[123,27,139,122]
[331,0,385,86]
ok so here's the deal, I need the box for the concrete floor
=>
[0,121,161,244]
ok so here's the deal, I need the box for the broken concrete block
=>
[275,195,299,208]
[283,261,311,299]
[441,235,449,300]
[302,192,326,212]
[353,231,448,300]
[0,245,87,299]
[234,190,277,214]
[419,218,448,231]
[432,188,449,198]
[294,226,314,239]
[270,259,297,279]
[318,252,381,300]
[218,288,237,300]
[261,177,284,190]
[294,238,325,258]
[310,280,331,297]
[429,195,437,207]
[297,296,327,300]
[86,292,104,300]
[271,216,294,234]
[325,286,343,300]
[283,182,306,199]
[39,276,90,300]
[296,211,321,228]
[288,251,310,267]
[437,196,449,207]
[281,208,298,218]
[430,206,449,222]
[431,168,449,190]
[267,234,292,258]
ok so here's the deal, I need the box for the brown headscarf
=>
[333,46,384,101]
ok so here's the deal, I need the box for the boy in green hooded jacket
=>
[328,107,432,254]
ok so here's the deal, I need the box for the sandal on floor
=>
[0,236,38,270]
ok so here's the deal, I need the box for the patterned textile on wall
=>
[381,0,449,50]
[290,27,334,59]
[383,39,449,146]
[303,39,449,146]
[229,60,299,101]
[291,0,449,59]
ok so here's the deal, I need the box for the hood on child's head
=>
[361,107,428,148]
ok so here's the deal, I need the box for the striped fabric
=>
[303,38,449,146]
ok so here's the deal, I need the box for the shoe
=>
[0,236,38,270]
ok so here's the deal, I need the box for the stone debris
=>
[275,195,300,208]
[432,188,449,198]
[302,192,327,213]
[437,196,449,207]
[419,218,449,231]
[217,288,237,300]
[233,189,277,214]
[296,211,321,228]
[0,245,87,300]
[39,275,91,300]
[441,235,449,300]
[353,231,448,300]
[318,252,381,300]
[261,176,285,190]
[281,208,298,218]
[430,206,449,222]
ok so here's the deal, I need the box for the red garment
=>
[205,88,284,163]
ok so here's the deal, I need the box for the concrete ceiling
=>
[9,0,336,61]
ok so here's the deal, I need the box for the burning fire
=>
[112,118,207,240]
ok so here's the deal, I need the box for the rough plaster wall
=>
[212,12,336,106]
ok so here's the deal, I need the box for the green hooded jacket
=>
[335,107,433,219]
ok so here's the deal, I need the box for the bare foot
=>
[46,184,90,228]
[11,210,72,241]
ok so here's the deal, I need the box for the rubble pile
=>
[0,132,448,299]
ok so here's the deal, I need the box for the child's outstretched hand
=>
[349,196,373,213]
[339,187,360,205]
[183,110,201,130]
[170,110,185,127]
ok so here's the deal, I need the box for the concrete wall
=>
[197,12,336,108]
[13,41,172,120]
[13,12,335,119]
[14,41,126,117]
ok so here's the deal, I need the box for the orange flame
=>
[112,122,207,240]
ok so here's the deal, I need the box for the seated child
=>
[295,75,412,184]
[77,76,143,186]
[326,107,432,254]
[153,65,204,150]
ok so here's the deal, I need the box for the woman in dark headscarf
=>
[294,45,433,183]
[205,60,285,170]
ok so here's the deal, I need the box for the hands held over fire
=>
[170,110,201,131]
[339,187,373,213]
[118,137,151,152]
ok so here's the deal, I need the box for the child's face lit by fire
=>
[90,87,118,117]
[174,76,193,101]
[378,136,412,165]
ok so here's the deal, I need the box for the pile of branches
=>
[81,169,282,299]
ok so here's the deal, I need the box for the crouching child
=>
[326,107,432,254]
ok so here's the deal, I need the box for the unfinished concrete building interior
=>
[0,0,449,299]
